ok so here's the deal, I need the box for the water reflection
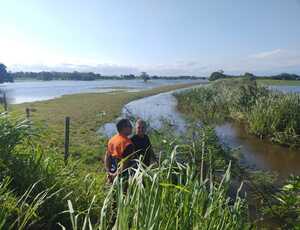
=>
[0,79,206,104]
[216,122,300,179]
[269,85,300,93]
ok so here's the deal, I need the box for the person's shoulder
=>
[108,134,121,144]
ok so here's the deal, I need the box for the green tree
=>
[0,63,7,83]
[209,71,225,81]
[141,72,150,82]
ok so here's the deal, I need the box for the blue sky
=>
[1,0,300,76]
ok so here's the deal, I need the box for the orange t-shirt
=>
[107,134,133,159]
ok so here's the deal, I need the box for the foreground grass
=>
[257,79,300,86]
[0,112,250,229]
[10,83,198,169]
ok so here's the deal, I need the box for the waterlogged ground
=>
[269,85,300,93]
[0,79,205,104]
[98,91,187,137]
[100,87,300,180]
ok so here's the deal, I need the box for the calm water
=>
[216,123,300,180]
[0,79,206,104]
[99,87,300,180]
[269,85,300,93]
[99,91,187,137]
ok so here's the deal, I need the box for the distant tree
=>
[209,71,226,81]
[244,72,256,80]
[0,63,7,83]
[122,74,136,80]
[140,72,150,82]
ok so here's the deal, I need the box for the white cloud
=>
[1,34,299,77]
[250,49,283,59]
[221,49,300,74]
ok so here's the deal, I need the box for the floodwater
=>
[216,122,300,180]
[99,87,300,180]
[0,79,206,104]
[269,85,300,93]
[98,91,187,137]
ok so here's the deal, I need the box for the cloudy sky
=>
[0,0,300,76]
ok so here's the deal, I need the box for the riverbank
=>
[175,78,300,228]
[176,78,300,148]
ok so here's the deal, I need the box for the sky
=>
[0,0,300,76]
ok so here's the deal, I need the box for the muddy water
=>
[216,122,300,180]
[99,89,300,180]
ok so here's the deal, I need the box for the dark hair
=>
[116,118,131,132]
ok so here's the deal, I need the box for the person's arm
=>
[104,151,117,183]
[104,151,111,173]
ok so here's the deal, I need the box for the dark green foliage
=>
[208,71,300,81]
[0,63,13,83]
[209,71,226,81]
[10,71,203,81]
[263,175,300,229]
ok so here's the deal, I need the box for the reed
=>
[176,78,300,147]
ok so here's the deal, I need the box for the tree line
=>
[209,71,300,81]
[0,63,203,83]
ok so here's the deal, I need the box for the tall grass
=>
[0,113,106,229]
[176,78,300,147]
[248,93,300,146]
[98,157,248,230]
[62,126,249,230]
[1,112,250,229]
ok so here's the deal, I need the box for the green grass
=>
[175,78,300,147]
[0,112,250,229]
[257,79,300,86]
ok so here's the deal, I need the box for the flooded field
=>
[269,85,300,93]
[0,79,206,104]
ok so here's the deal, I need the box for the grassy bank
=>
[175,78,300,147]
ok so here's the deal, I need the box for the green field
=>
[257,79,300,86]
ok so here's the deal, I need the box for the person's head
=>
[135,119,147,137]
[116,118,132,136]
